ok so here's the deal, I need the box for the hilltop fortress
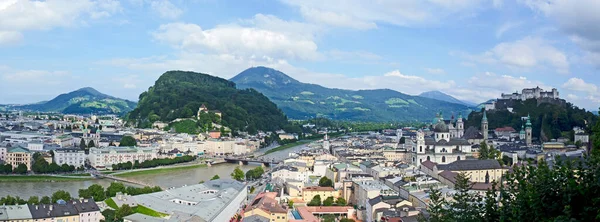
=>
[486,87,566,111]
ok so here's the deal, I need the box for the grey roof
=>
[242,214,270,222]
[464,126,484,140]
[72,199,100,213]
[424,137,470,146]
[433,122,449,133]
[133,179,245,221]
[1,204,32,220]
[368,195,407,206]
[438,160,502,171]
[28,201,79,219]
[124,213,167,222]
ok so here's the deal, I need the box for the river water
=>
[0,142,314,199]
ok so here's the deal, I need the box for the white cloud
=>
[496,22,521,38]
[152,22,321,61]
[0,0,121,45]
[282,0,497,29]
[326,50,382,61]
[520,0,600,66]
[0,31,23,45]
[562,78,598,94]
[150,0,182,19]
[457,37,569,73]
[425,67,446,75]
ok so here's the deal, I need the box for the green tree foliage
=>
[323,196,335,206]
[51,190,72,203]
[106,182,126,198]
[335,197,347,206]
[119,136,137,147]
[288,200,294,208]
[13,163,28,174]
[0,196,27,205]
[101,209,116,222]
[31,153,77,174]
[0,163,12,174]
[466,101,597,141]
[319,176,333,187]
[339,219,355,222]
[27,196,39,205]
[111,156,196,170]
[400,137,406,144]
[245,166,265,181]
[40,196,51,204]
[127,71,288,132]
[88,140,95,148]
[168,120,201,134]
[78,184,106,201]
[231,167,245,181]
[322,214,336,222]
[210,174,220,180]
[425,152,600,222]
[115,204,134,220]
[308,195,322,206]
[479,142,501,161]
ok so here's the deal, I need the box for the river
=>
[0,142,313,199]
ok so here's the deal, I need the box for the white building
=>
[353,180,398,209]
[133,179,247,222]
[271,166,309,183]
[27,140,44,152]
[88,146,158,169]
[501,87,559,101]
[0,146,6,162]
[413,113,473,166]
[54,148,87,168]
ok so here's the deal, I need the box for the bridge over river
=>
[223,157,280,167]
[90,171,164,189]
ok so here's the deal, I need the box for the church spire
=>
[482,110,488,122]
[526,113,532,127]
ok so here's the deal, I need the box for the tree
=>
[446,173,483,221]
[119,136,137,147]
[210,175,220,180]
[101,209,116,222]
[288,200,294,208]
[322,215,336,222]
[88,140,95,148]
[335,197,347,206]
[88,184,106,201]
[319,176,333,187]
[323,196,334,206]
[27,196,39,205]
[40,196,51,204]
[106,182,126,197]
[308,195,322,206]
[14,163,28,174]
[424,187,448,222]
[51,190,71,203]
[79,139,87,149]
[231,167,245,181]
[115,204,134,220]
[479,142,489,160]
[399,137,406,144]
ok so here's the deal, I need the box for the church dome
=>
[434,122,450,133]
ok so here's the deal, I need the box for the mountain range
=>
[231,66,474,122]
[418,91,477,107]
[14,87,137,115]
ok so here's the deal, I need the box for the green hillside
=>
[17,87,136,115]
[465,100,597,141]
[127,70,288,133]
[230,66,473,122]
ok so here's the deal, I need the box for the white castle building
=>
[501,86,559,101]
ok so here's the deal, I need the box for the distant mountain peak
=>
[74,87,103,96]
[419,90,477,107]
[230,66,299,88]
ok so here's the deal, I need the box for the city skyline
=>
[1,0,599,111]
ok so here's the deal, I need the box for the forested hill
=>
[127,70,289,133]
[465,100,597,141]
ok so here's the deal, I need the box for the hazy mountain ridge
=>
[15,87,137,115]
[418,90,477,107]
[231,66,474,121]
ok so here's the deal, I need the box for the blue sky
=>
[1,0,599,111]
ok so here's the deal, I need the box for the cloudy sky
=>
[0,0,599,111]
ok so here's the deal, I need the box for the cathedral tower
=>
[526,114,532,146]
[482,110,489,141]
[457,113,464,138]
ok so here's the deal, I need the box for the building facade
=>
[501,87,559,101]
[88,146,157,169]
[54,148,87,168]
[6,147,32,170]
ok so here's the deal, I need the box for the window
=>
[441,156,446,163]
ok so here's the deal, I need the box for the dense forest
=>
[465,100,597,141]
[127,71,289,134]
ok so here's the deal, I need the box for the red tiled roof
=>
[495,127,516,132]
[438,171,458,183]
[303,186,335,192]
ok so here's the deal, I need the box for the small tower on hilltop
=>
[482,110,489,141]
[526,114,533,146]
